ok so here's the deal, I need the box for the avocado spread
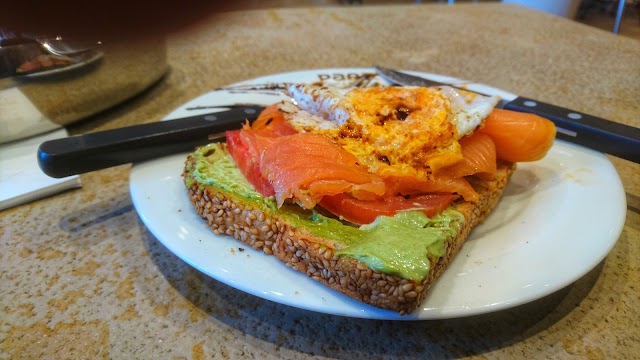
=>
[187,143,465,281]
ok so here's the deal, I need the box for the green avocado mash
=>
[187,143,465,281]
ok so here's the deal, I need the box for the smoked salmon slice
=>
[241,131,386,209]
[226,130,276,197]
[247,103,298,137]
[438,132,497,180]
[225,105,297,197]
[479,108,556,162]
[383,173,479,203]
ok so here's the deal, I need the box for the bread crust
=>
[183,153,515,315]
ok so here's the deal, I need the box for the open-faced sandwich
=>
[182,83,556,314]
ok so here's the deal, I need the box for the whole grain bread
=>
[183,149,516,315]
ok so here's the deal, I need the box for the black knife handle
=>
[37,106,265,178]
[504,97,640,163]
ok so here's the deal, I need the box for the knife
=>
[38,105,265,178]
[375,66,640,164]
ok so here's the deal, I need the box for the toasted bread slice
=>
[183,146,515,315]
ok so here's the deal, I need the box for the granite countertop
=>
[1,3,638,359]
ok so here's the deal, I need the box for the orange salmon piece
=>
[245,132,386,209]
[383,173,479,203]
[438,132,497,180]
[479,108,556,163]
[248,104,297,137]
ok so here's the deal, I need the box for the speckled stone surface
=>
[1,3,639,359]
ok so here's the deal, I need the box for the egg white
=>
[284,83,499,138]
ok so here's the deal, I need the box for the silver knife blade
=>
[374,66,640,163]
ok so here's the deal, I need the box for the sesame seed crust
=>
[183,155,515,314]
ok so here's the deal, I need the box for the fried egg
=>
[279,83,500,177]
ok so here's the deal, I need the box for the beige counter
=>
[1,3,639,359]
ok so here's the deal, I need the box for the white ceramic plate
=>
[130,68,626,320]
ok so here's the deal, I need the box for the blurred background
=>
[245,0,640,39]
